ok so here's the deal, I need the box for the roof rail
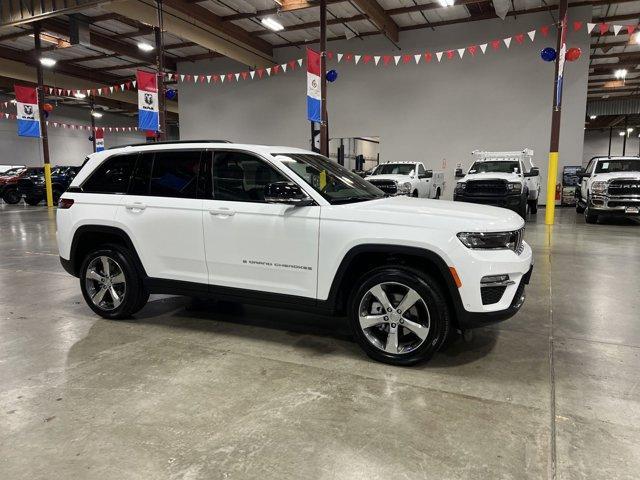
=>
[107,139,232,149]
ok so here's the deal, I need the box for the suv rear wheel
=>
[79,246,148,319]
[24,195,42,206]
[2,187,21,204]
[348,266,450,365]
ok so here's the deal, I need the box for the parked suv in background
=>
[18,165,81,205]
[57,142,533,365]
[453,150,540,218]
[1,167,38,204]
[576,156,640,223]
[365,161,444,199]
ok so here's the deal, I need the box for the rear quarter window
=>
[82,154,138,194]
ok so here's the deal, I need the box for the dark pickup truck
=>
[17,166,81,205]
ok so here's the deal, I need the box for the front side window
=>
[212,151,287,202]
[469,161,520,174]
[278,153,384,204]
[373,163,415,175]
[417,164,426,175]
[595,158,640,173]
[83,154,137,193]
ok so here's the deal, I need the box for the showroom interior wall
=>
[583,129,640,163]
[178,7,590,202]
[0,97,140,167]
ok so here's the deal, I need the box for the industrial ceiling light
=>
[91,111,103,118]
[261,17,284,31]
[590,115,597,120]
[628,127,634,133]
[614,68,628,80]
[619,131,626,136]
[632,31,640,44]
[74,92,86,99]
[39,57,57,67]
[438,0,455,6]
[137,42,154,52]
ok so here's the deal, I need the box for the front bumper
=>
[590,195,640,216]
[453,192,525,212]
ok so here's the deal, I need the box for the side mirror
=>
[424,169,433,179]
[576,168,588,178]
[264,182,314,206]
[455,168,465,178]
[524,167,540,177]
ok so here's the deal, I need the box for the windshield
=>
[277,153,385,204]
[1,168,26,177]
[469,160,520,174]
[595,159,640,173]
[372,164,415,176]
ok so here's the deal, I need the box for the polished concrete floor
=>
[0,204,639,479]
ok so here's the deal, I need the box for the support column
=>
[319,0,329,157]
[155,0,167,141]
[90,95,97,153]
[623,116,628,155]
[34,23,54,208]
[545,0,568,225]
[608,127,612,156]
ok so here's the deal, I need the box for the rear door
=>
[202,150,320,298]
[115,149,208,284]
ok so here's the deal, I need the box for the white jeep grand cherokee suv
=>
[57,142,533,365]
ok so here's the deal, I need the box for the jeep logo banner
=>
[14,84,40,138]
[136,70,159,132]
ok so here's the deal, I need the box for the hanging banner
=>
[306,48,321,123]
[14,85,41,138]
[556,12,568,106]
[95,127,105,152]
[136,70,159,132]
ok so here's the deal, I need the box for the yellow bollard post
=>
[545,152,558,225]
[43,163,54,208]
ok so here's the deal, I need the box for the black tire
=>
[518,201,527,219]
[79,245,146,319]
[584,194,598,224]
[528,199,538,215]
[24,195,42,206]
[2,187,21,204]
[412,190,419,198]
[576,203,585,214]
[435,188,441,200]
[348,266,451,366]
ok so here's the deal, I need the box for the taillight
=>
[58,198,74,209]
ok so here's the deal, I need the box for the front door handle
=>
[124,202,147,211]
[209,208,235,217]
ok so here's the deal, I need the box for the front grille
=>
[368,179,397,195]
[481,286,507,305]
[608,179,640,197]
[465,179,508,195]
[608,200,640,208]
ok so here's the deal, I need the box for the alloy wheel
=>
[358,281,430,355]
[85,255,126,311]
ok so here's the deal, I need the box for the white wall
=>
[0,99,141,167]
[583,129,640,164]
[178,8,591,202]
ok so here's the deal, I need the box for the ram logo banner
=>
[136,70,159,132]
[95,128,105,152]
[306,48,321,123]
[14,85,40,138]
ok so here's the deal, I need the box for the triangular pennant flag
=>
[235,73,240,81]
[363,54,372,64]
[424,52,432,62]
[257,68,264,78]
[402,54,412,64]
[394,55,401,65]
[599,23,609,35]
[110,86,114,93]
[491,40,500,50]
[627,25,636,36]
[337,53,343,62]
[273,65,280,74]
[185,74,192,82]
[503,37,512,48]
[288,60,296,70]
[436,51,443,62]
[479,43,488,54]
[213,74,219,83]
[446,50,454,60]
[355,54,361,64]
[527,30,536,42]
[281,63,287,72]
[250,70,255,79]
[573,21,583,32]
[587,22,596,34]
[180,74,185,82]
[515,33,524,44]
[468,45,477,56]
[457,48,465,58]
[345,53,353,62]
[374,55,381,65]
[241,71,248,80]
[220,74,225,83]
[414,53,421,64]
[327,51,334,60]
[383,55,392,65]
[227,73,234,81]
[206,75,212,83]
[120,83,126,90]
[613,24,623,36]
[540,25,550,37]
[266,67,271,76]
[297,58,303,67]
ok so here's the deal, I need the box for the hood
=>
[365,174,414,183]
[592,171,640,181]
[326,196,524,233]
[458,172,522,183]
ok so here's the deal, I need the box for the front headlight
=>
[457,231,521,250]
[507,182,522,192]
[396,181,412,194]
[455,182,466,193]
[591,181,607,195]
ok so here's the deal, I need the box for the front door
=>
[202,150,320,299]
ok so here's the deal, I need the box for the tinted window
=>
[418,164,425,175]
[212,151,287,202]
[149,151,201,198]
[129,153,154,196]
[469,161,520,174]
[83,154,136,193]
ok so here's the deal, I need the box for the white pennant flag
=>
[250,70,255,79]
[235,73,240,81]
[109,86,114,93]
[337,53,343,62]
[613,24,623,36]
[587,22,596,34]
[394,55,401,65]
[220,75,225,83]
[503,37,512,48]
[281,63,287,72]
[457,48,465,58]
[120,83,125,90]
[480,43,488,54]
[527,30,536,42]
[374,55,381,65]
[266,67,271,76]
[436,52,443,62]
[206,75,212,83]
[180,74,185,82]
[354,55,361,64]
[132,81,136,88]
[193,75,199,83]
[297,58,303,67]
[414,54,421,64]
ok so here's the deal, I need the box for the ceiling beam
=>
[0,0,109,28]
[349,0,399,43]
[221,0,346,21]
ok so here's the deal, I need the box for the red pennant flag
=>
[241,71,248,80]
[363,54,372,64]
[126,81,132,90]
[515,33,525,44]
[213,75,219,83]
[599,23,609,35]
[226,73,234,81]
[540,25,550,37]
[185,74,192,82]
[491,40,500,50]
[327,51,334,60]
[288,60,296,70]
[199,75,205,83]
[573,21,583,31]
[424,52,432,62]
[446,50,455,59]
[402,54,412,64]
[468,45,478,56]
[627,25,636,36]
[257,68,264,78]
[345,53,353,62]
[382,55,392,65]
[273,64,280,74]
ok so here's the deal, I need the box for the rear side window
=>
[83,154,137,193]
[128,150,202,198]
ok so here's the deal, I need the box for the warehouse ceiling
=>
[1,0,640,119]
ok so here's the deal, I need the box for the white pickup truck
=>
[365,161,444,199]
[453,150,540,219]
[576,156,640,223]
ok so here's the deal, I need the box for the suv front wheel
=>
[348,267,450,365]
[80,246,148,319]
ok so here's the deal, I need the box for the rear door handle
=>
[209,208,235,217]
[124,202,147,211]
